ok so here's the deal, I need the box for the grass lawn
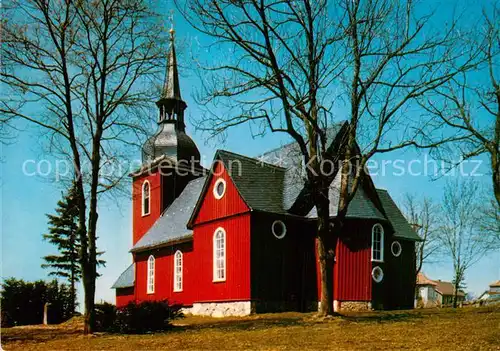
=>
[1,306,499,350]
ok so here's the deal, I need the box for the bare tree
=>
[402,194,440,277]
[480,198,500,249]
[420,3,500,207]
[1,0,164,333]
[177,0,477,315]
[437,179,491,308]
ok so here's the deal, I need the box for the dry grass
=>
[1,306,499,350]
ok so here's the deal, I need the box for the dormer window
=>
[142,181,151,216]
[371,224,384,262]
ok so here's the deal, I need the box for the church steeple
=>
[142,23,200,164]
[156,28,187,132]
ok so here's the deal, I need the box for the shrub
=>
[95,303,117,332]
[113,300,183,334]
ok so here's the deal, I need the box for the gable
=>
[191,161,250,226]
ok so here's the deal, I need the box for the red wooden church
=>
[112,29,420,316]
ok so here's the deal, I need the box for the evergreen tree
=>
[42,184,81,313]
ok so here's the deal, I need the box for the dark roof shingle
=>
[376,189,421,241]
[217,150,287,214]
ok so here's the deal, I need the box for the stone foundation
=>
[187,301,255,317]
[317,300,372,312]
[338,301,372,312]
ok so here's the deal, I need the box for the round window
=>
[272,220,287,239]
[372,266,384,283]
[213,178,226,199]
[391,241,402,257]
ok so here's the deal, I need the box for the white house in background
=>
[416,273,465,307]
[478,280,500,303]
[417,273,439,307]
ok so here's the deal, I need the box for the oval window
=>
[272,220,287,239]
[391,241,402,257]
[372,266,384,283]
[213,178,226,199]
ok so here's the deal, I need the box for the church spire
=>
[156,25,186,131]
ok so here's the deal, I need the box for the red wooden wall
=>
[134,241,196,305]
[334,222,372,301]
[132,171,162,245]
[193,161,249,225]
[116,287,135,307]
[193,215,252,302]
[315,220,373,302]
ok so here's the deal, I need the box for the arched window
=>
[147,255,155,294]
[142,181,151,216]
[173,250,183,292]
[213,227,226,282]
[371,224,384,262]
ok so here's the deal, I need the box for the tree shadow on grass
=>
[1,326,83,344]
[172,310,424,333]
[339,311,424,324]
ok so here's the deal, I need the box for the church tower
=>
[142,28,201,164]
[132,27,203,245]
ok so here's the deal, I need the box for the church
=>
[112,28,420,317]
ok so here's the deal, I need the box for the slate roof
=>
[306,172,386,220]
[258,123,347,211]
[131,176,206,252]
[216,150,287,214]
[376,189,422,241]
[112,264,134,289]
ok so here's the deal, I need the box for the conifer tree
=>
[42,184,81,313]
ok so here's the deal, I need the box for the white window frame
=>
[213,227,226,282]
[173,250,183,292]
[213,178,226,200]
[142,180,151,216]
[391,241,402,257]
[147,255,155,294]
[372,266,384,283]
[371,223,384,262]
[272,220,287,239]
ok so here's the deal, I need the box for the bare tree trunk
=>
[316,188,334,316]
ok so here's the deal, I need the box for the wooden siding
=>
[251,213,317,312]
[134,241,196,305]
[132,172,162,245]
[116,287,135,307]
[384,239,416,309]
[334,221,373,301]
[315,220,374,303]
[193,214,252,302]
[193,162,249,225]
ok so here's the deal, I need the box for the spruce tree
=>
[42,184,81,313]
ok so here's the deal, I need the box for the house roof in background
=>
[434,280,465,297]
[111,264,134,289]
[490,280,500,288]
[131,176,206,252]
[417,272,437,286]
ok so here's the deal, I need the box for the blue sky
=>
[1,0,499,308]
